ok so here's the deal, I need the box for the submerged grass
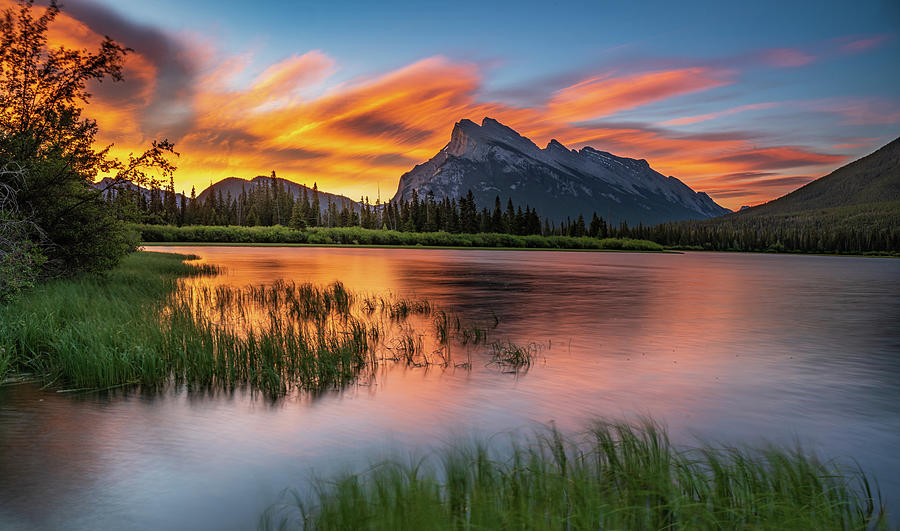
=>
[0,251,522,395]
[489,341,541,369]
[261,419,887,530]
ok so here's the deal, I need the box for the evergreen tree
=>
[289,200,306,229]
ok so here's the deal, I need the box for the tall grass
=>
[0,252,522,395]
[260,420,887,530]
[133,223,665,251]
[0,252,216,389]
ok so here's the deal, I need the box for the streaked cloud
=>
[836,34,891,54]
[661,102,780,126]
[809,98,900,125]
[759,48,816,68]
[546,68,732,122]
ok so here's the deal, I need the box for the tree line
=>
[112,171,900,254]
[107,173,614,239]
[613,203,900,254]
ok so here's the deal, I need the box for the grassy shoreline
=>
[141,241,671,253]
[262,420,887,530]
[131,224,665,252]
[133,224,898,256]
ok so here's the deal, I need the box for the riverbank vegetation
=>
[261,420,887,530]
[0,251,522,394]
[132,223,664,251]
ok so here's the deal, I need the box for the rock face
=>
[392,117,730,224]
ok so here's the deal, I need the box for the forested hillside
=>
[630,138,900,254]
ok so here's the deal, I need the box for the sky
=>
[13,0,900,209]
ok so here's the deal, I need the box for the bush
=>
[131,224,665,252]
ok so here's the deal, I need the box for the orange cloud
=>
[546,68,731,122]
[661,102,780,126]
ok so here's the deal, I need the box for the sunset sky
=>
[21,0,900,209]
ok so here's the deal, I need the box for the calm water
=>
[2,247,899,530]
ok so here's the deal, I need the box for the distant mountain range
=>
[392,118,730,224]
[93,177,188,203]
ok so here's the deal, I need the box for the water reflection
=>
[1,248,898,530]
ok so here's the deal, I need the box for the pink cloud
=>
[546,68,732,122]
[760,48,815,67]
[661,102,780,126]
[838,34,891,54]
[811,98,900,125]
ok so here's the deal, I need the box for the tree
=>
[0,164,45,301]
[0,0,177,274]
[288,200,306,230]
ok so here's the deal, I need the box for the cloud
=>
[758,48,815,68]
[697,175,815,203]
[661,102,780,126]
[710,146,845,170]
[836,34,892,54]
[546,68,732,122]
[56,0,199,141]
[249,52,335,105]
[809,98,900,125]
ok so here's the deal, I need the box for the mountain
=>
[197,176,360,212]
[733,136,900,217]
[92,177,188,203]
[392,117,729,225]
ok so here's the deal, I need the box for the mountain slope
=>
[392,117,729,225]
[737,136,900,217]
[646,137,900,253]
[92,177,188,203]
[197,176,360,211]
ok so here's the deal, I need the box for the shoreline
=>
[140,241,899,258]
[140,241,673,253]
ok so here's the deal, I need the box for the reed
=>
[260,419,887,530]
[0,251,528,395]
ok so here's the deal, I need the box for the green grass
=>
[260,420,887,530]
[0,252,217,388]
[0,251,523,394]
[132,223,665,252]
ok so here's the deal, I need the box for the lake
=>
[1,247,898,529]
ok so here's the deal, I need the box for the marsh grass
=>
[0,251,527,395]
[260,420,887,530]
[0,252,217,388]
